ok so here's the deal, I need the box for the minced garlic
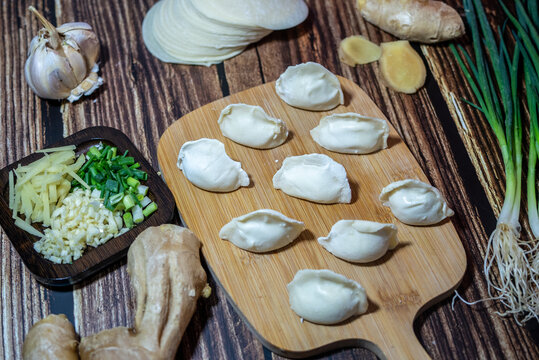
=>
[34,188,125,264]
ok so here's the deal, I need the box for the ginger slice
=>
[379,40,426,94]
[357,0,465,43]
[339,35,382,66]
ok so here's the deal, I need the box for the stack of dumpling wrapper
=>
[142,0,309,66]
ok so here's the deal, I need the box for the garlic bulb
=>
[25,6,103,102]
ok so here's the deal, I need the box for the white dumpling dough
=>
[177,138,249,192]
[142,0,307,66]
[218,103,288,149]
[318,220,398,263]
[287,269,368,324]
[379,179,454,225]
[275,62,344,111]
[310,113,389,154]
[193,0,309,30]
[273,154,351,204]
[219,209,305,252]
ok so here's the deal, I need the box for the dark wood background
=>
[1,0,538,359]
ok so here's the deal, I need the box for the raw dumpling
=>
[318,220,398,263]
[273,154,351,204]
[310,113,389,154]
[218,103,288,149]
[219,209,305,252]
[275,62,344,111]
[177,138,249,192]
[287,269,368,324]
[379,179,454,225]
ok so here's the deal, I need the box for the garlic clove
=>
[25,50,75,99]
[57,23,100,68]
[63,45,90,84]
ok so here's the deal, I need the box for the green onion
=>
[137,185,149,196]
[109,193,124,207]
[126,176,140,188]
[100,145,111,160]
[140,196,152,208]
[78,158,93,174]
[450,0,537,324]
[105,179,119,193]
[122,194,136,210]
[132,205,144,224]
[72,145,154,230]
[142,202,158,217]
[123,212,134,229]
[88,146,101,159]
[116,157,135,166]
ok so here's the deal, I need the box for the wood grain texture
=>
[0,1,57,359]
[1,0,537,359]
[158,77,466,359]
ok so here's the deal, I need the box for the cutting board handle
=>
[366,322,431,360]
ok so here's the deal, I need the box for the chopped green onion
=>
[123,212,134,229]
[100,145,111,160]
[140,196,152,208]
[122,194,136,210]
[88,146,101,159]
[132,205,144,224]
[131,169,147,181]
[137,185,149,196]
[142,202,158,217]
[126,177,140,188]
[109,193,124,206]
[78,158,93,173]
[72,147,153,231]
[117,157,135,166]
[105,179,119,193]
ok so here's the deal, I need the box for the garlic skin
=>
[25,7,103,102]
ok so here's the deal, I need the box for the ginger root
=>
[339,35,381,66]
[22,314,79,360]
[379,40,426,94]
[357,0,464,43]
[22,225,209,360]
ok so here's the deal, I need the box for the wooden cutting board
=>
[157,76,466,359]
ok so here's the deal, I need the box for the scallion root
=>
[484,223,538,324]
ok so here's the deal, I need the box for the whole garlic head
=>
[25,6,103,102]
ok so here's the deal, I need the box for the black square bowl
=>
[0,126,175,286]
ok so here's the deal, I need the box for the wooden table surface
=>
[1,1,538,359]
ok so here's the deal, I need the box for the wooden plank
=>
[0,0,537,359]
[0,1,58,359]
